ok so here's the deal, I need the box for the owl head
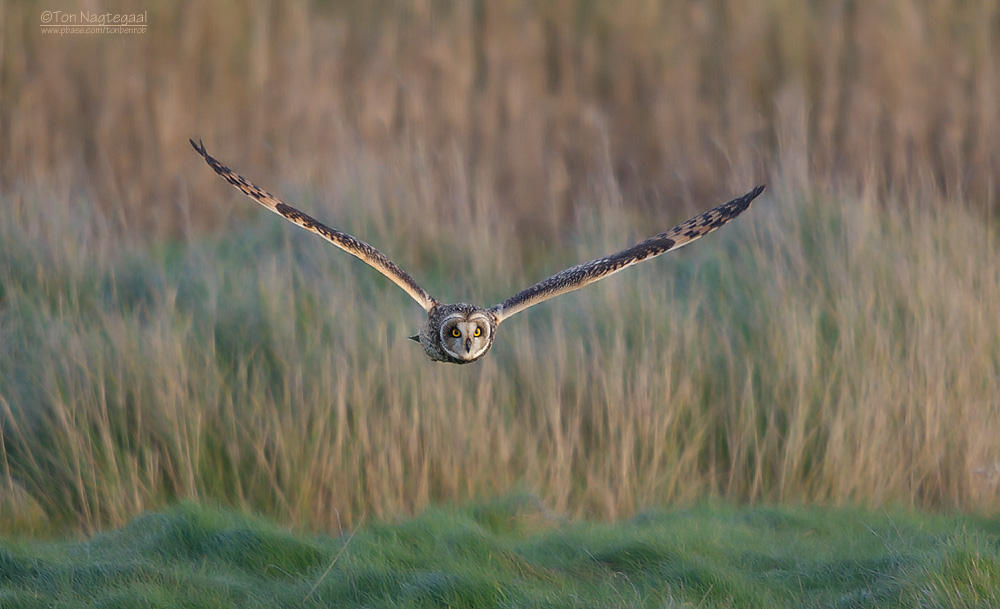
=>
[410,304,496,364]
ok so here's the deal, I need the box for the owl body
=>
[412,303,499,364]
[191,140,764,365]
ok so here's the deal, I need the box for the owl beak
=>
[465,338,472,353]
[408,334,420,343]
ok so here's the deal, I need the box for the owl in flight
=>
[191,140,763,364]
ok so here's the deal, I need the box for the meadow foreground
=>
[2,497,998,608]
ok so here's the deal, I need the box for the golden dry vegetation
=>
[1,0,999,534]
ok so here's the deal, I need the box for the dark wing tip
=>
[725,184,766,217]
[190,138,207,156]
[740,184,766,207]
[189,139,231,177]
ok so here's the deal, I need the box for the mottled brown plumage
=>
[190,140,437,312]
[191,139,763,364]
[489,185,764,322]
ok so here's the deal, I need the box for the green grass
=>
[1,496,998,608]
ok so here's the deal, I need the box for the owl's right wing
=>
[489,185,764,323]
[191,140,439,312]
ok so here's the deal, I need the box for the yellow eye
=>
[474,327,482,337]
[451,328,461,338]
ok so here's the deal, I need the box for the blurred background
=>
[4,0,997,233]
[2,1,999,535]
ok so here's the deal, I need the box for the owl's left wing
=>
[489,185,764,323]
[191,140,439,312]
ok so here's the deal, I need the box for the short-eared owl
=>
[191,140,763,364]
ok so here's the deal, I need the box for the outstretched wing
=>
[489,185,764,323]
[191,140,439,312]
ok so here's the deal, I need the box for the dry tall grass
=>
[3,1,998,234]
[1,1,1000,535]
[2,170,999,534]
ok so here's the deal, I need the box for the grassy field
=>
[2,7,1000,609]
[3,174,999,535]
[0,497,998,608]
